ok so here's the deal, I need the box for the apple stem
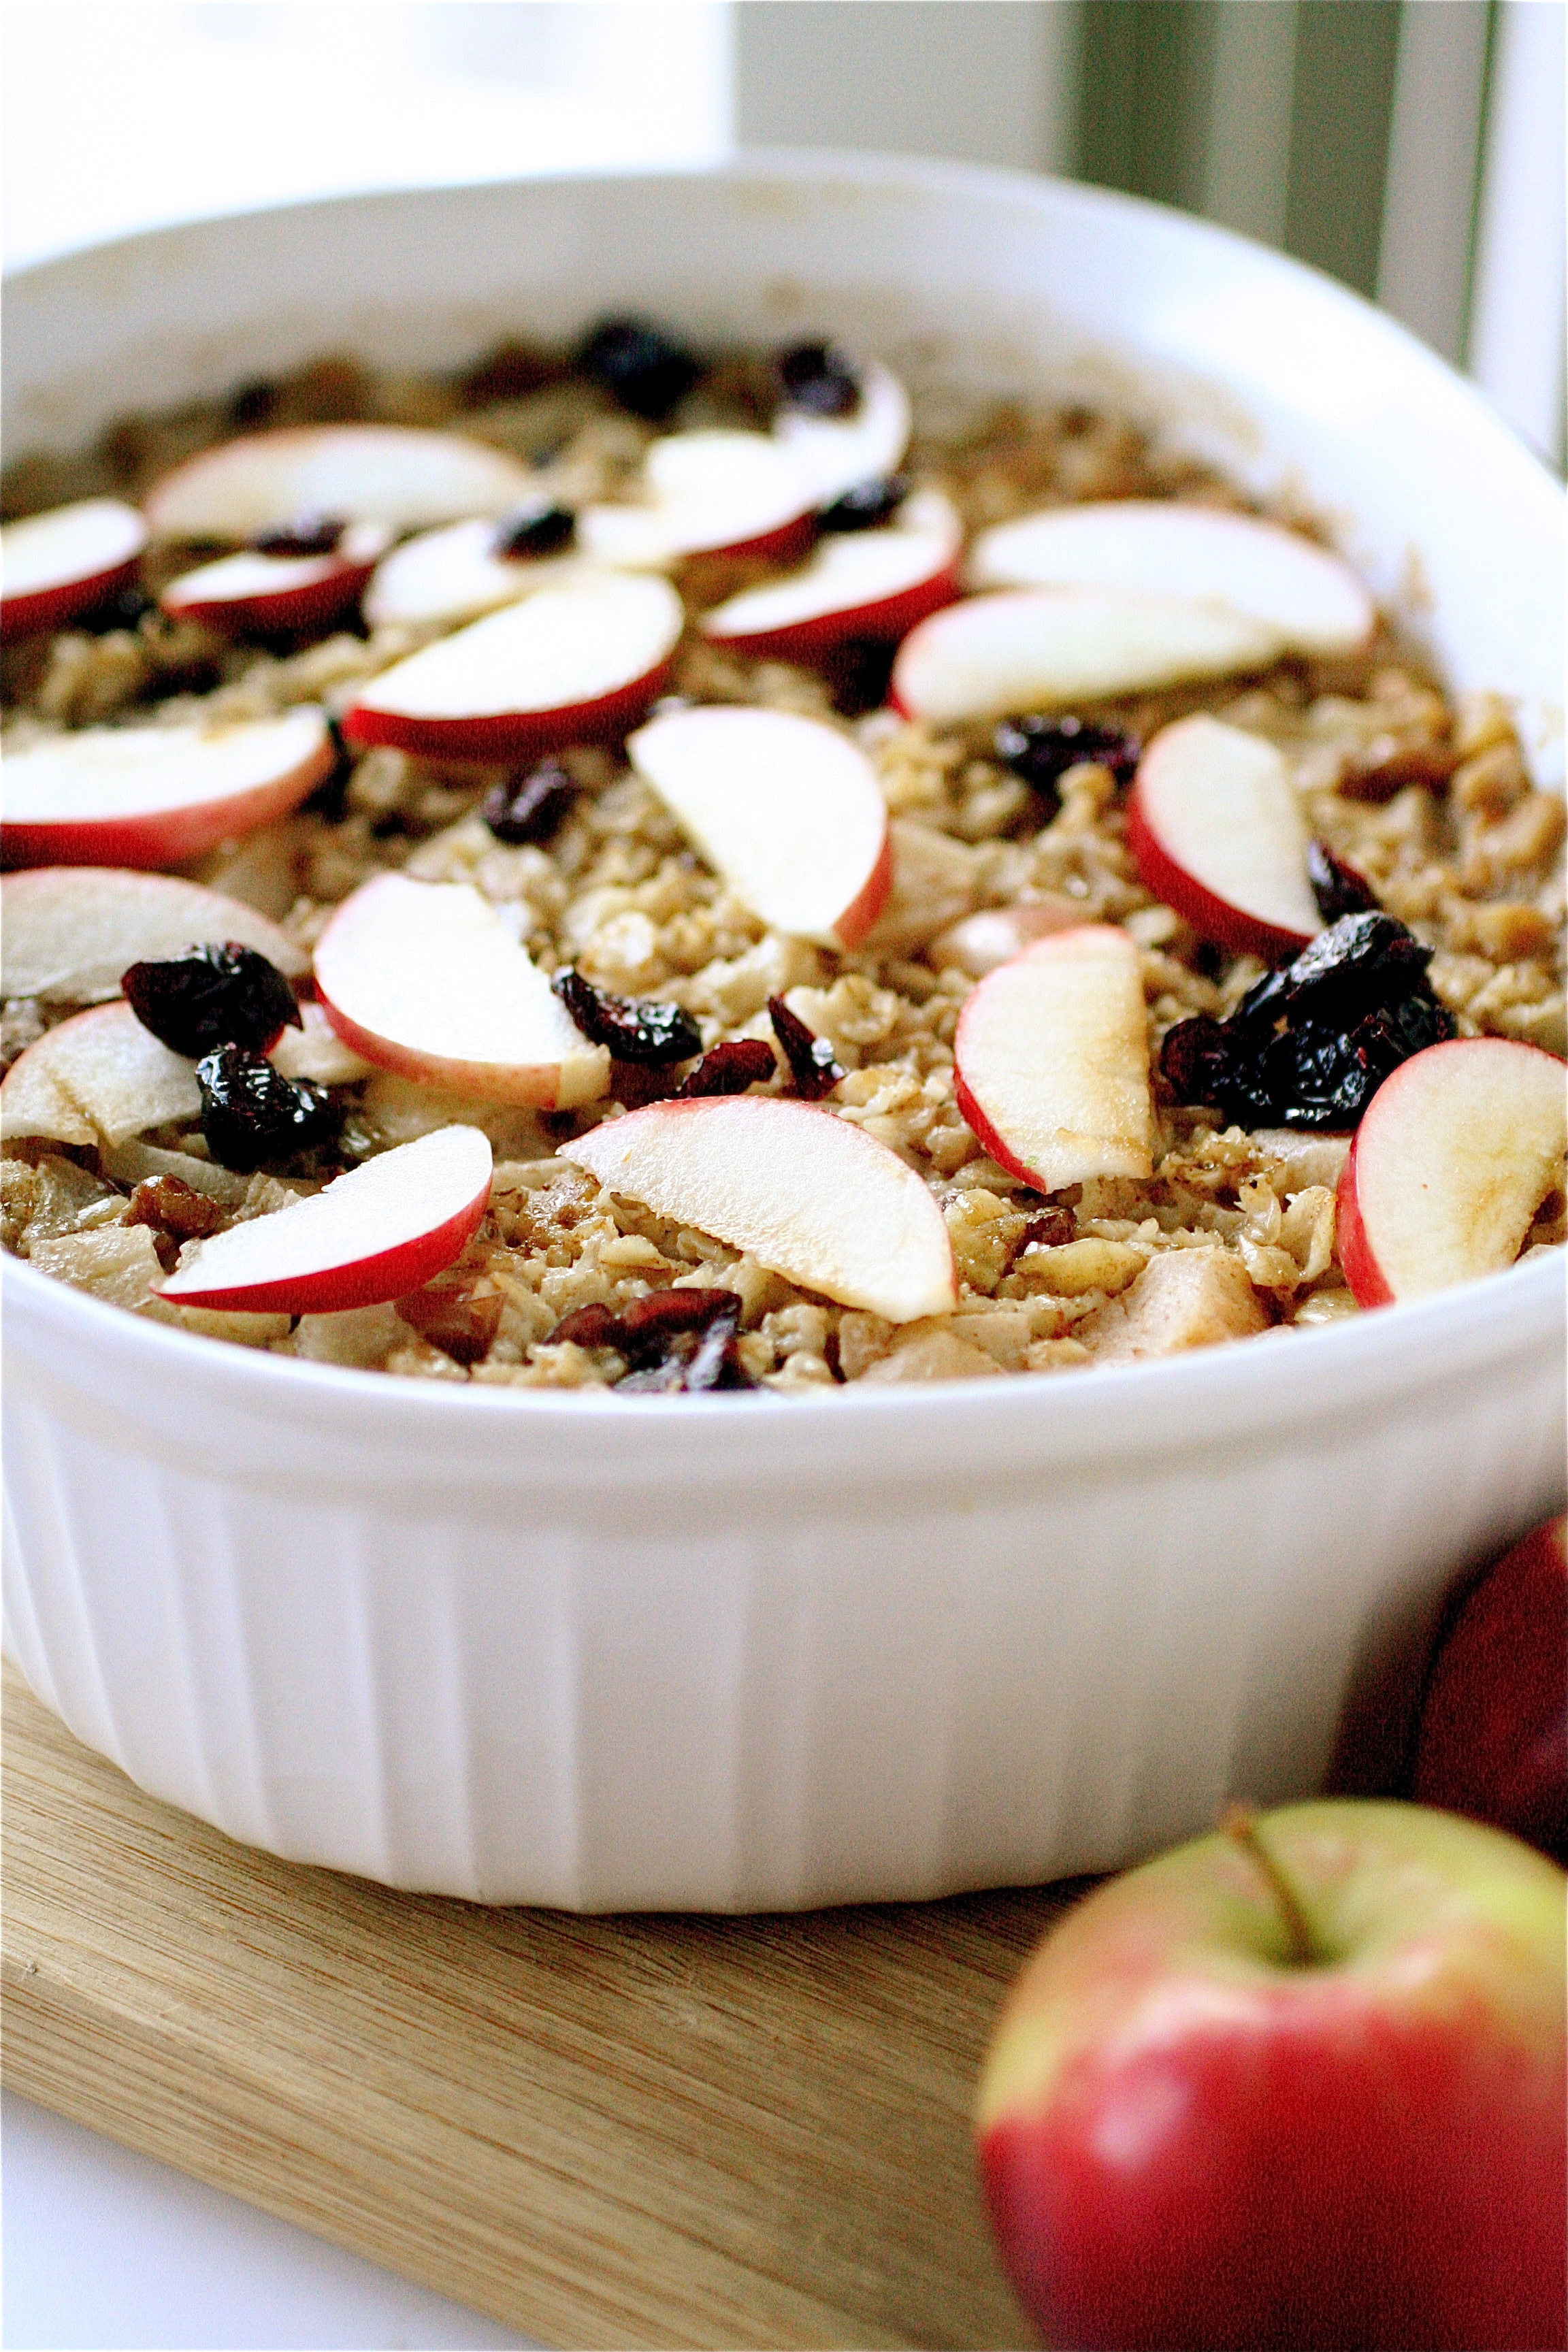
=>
[1220,1802,1318,1967]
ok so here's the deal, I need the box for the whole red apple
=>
[975,1800,1566,2351]
[1412,1517,1567,1863]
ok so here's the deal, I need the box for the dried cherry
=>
[995,715,1141,815]
[553,969,702,1066]
[768,997,843,1100]
[491,503,576,560]
[481,760,577,845]
[578,317,700,421]
[1307,839,1379,922]
[776,341,860,417]
[252,514,346,557]
[1015,1205,1076,1254]
[546,1288,756,1392]
[122,943,302,1058]
[818,474,909,532]
[676,1038,777,1097]
[195,1047,337,1172]
[1159,911,1456,1130]
[396,1286,502,1366]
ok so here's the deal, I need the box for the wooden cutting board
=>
[1,1662,1073,2349]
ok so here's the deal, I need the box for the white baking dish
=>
[3,157,1564,1909]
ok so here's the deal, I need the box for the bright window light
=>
[3,1,735,272]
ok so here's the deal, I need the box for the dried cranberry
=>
[228,378,276,428]
[490,503,576,560]
[1160,911,1456,1130]
[818,474,908,532]
[126,1173,225,1242]
[619,1288,739,1348]
[677,1038,777,1097]
[819,637,898,718]
[549,1302,624,1352]
[123,943,302,1058]
[481,760,577,845]
[616,1294,755,1394]
[459,338,559,408]
[1307,840,1379,922]
[776,340,860,417]
[995,716,1141,814]
[768,997,843,1100]
[396,1286,502,1365]
[578,317,700,421]
[553,969,702,1066]
[195,1047,336,1172]
[252,514,346,557]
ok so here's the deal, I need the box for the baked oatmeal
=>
[3,324,1563,1394]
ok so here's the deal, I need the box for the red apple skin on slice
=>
[627,704,892,951]
[889,589,1282,725]
[975,1800,1568,2352]
[559,1096,958,1324]
[143,426,537,540]
[159,523,391,636]
[1128,715,1322,963]
[1,866,308,1003]
[1336,1037,1567,1307]
[968,501,1375,657]
[341,573,683,762]
[313,872,610,1109]
[156,1126,493,1315]
[700,489,963,661]
[1,709,337,870]
[1,498,149,636]
[953,926,1157,1192]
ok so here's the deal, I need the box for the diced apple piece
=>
[157,1125,493,1314]
[1,498,148,636]
[0,1000,201,1146]
[1,708,336,870]
[700,489,962,659]
[772,361,913,507]
[1337,1038,1567,1307]
[891,588,1283,725]
[930,898,1083,979]
[968,501,1374,656]
[269,999,376,1085]
[628,704,892,951]
[312,872,608,1109]
[363,517,581,630]
[953,925,1157,1191]
[159,522,391,634]
[341,572,682,761]
[1,865,308,1003]
[144,426,537,541]
[1128,714,1322,961]
[559,1095,958,1323]
[577,430,814,570]
[1076,1248,1270,1362]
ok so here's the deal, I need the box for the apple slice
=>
[2,708,336,870]
[0,998,201,1146]
[1336,1038,1567,1307]
[953,925,1157,1190]
[576,431,814,570]
[313,872,609,1108]
[1,865,308,1003]
[890,588,1283,725]
[700,488,962,659]
[968,502,1375,655]
[772,360,913,508]
[1,498,149,636]
[363,517,581,630]
[341,572,682,761]
[143,425,537,541]
[156,1124,493,1314]
[559,1095,958,1322]
[1128,715,1322,961]
[627,705,892,950]
[159,522,391,635]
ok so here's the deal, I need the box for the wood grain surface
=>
[1,1663,1079,2349]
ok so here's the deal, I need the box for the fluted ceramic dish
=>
[3,157,1563,1908]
